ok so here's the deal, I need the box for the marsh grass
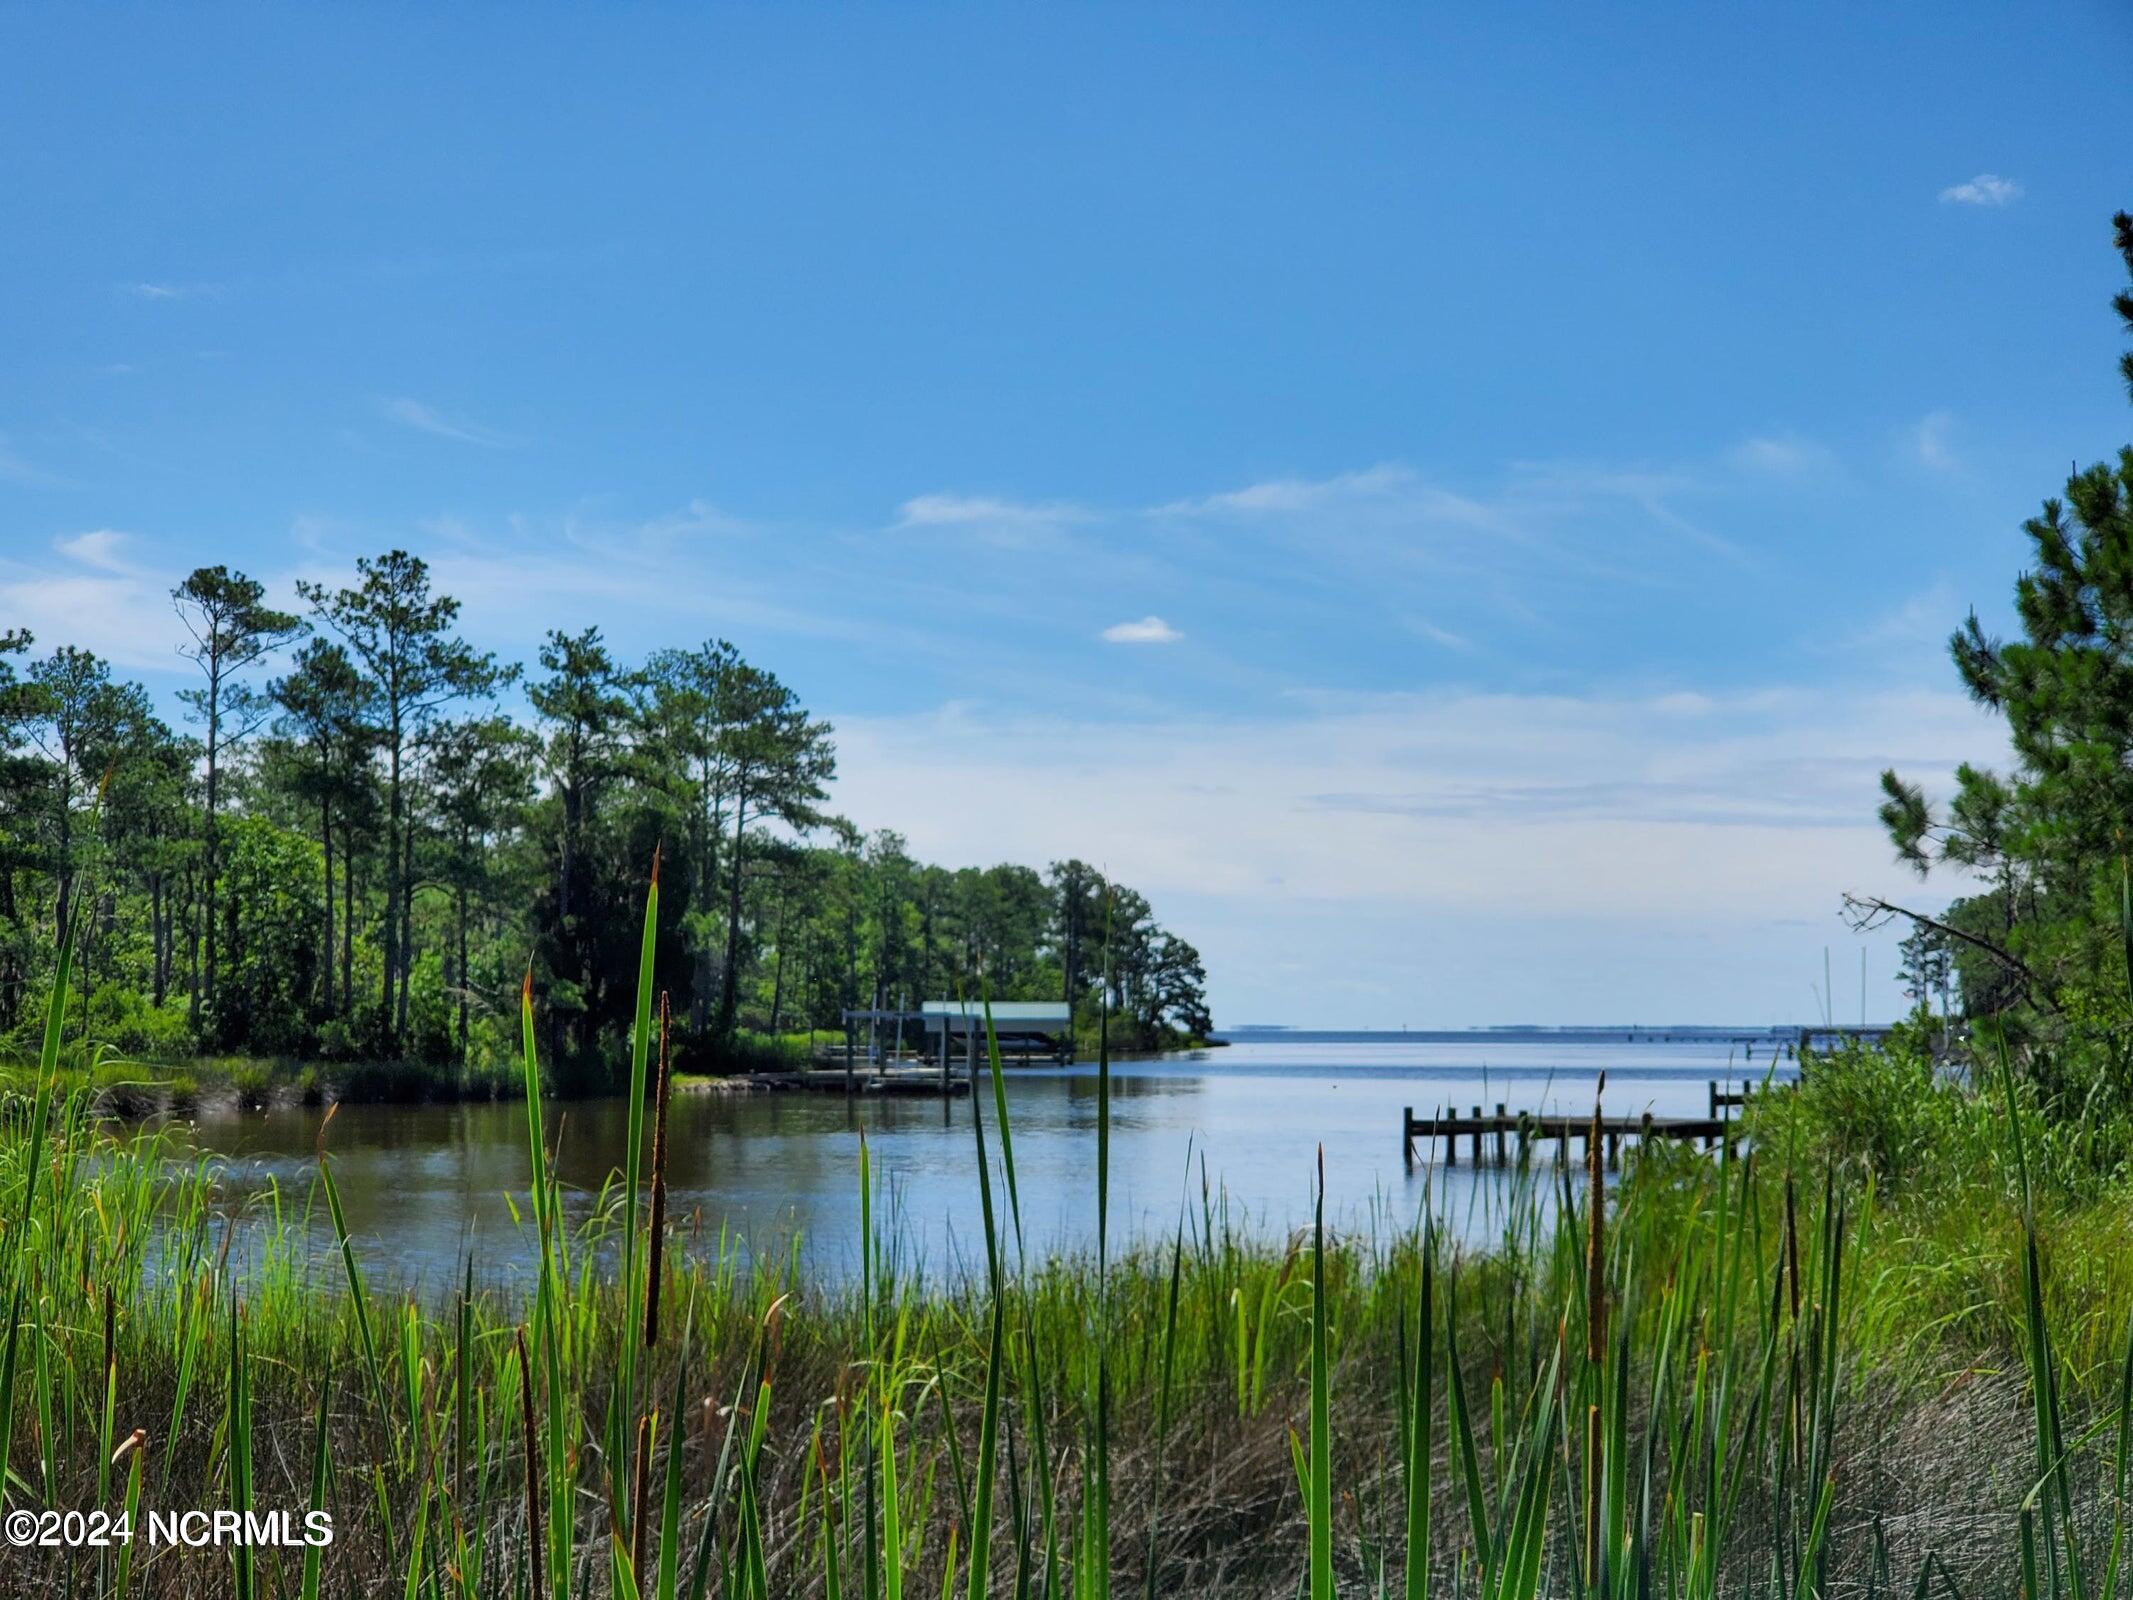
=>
[1,869,2130,1595]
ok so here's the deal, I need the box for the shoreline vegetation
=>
[11,869,2133,1597]
[0,1023,1226,1119]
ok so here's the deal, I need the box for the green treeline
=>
[0,555,1210,1088]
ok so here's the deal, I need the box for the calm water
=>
[179,1031,1797,1290]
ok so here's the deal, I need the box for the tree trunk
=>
[383,714,402,1042]
[558,760,583,1065]
[150,871,166,1007]
[219,879,237,1016]
[184,863,199,1028]
[222,875,238,1031]
[77,887,97,1046]
[321,795,335,1015]
[716,794,750,1038]
[768,885,789,1035]
[456,875,470,1063]
[397,826,414,1040]
[843,896,859,1015]
[692,792,719,1037]
[157,869,171,1004]
[54,768,73,938]
[341,823,356,1020]
[203,665,220,1014]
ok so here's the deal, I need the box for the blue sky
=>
[3,2,2129,1026]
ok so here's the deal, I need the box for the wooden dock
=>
[1402,1082,1760,1171]
[713,1068,971,1098]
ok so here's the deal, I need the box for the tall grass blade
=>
[1308,1146,1334,1600]
[1404,1215,1435,1600]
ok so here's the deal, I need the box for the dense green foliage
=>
[0,555,1209,1088]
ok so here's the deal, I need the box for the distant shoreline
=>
[1215,1023,1885,1042]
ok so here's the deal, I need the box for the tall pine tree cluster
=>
[0,551,1211,1087]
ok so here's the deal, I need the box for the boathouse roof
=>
[918,1000,1072,1034]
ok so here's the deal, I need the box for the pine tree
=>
[172,565,303,1018]
[1869,213,2133,1040]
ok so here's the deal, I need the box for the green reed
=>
[3,866,2133,1593]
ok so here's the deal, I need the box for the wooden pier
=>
[1402,1083,1758,1171]
[831,1001,1070,1099]
[714,1068,971,1097]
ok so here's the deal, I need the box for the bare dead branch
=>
[1841,892,2056,1009]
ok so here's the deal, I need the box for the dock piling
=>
[1397,1104,1745,1170]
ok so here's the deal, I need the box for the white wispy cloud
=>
[1101,615,1183,645]
[1910,410,1959,472]
[1150,466,1534,584]
[55,529,140,574]
[0,531,194,671]
[1512,459,1750,565]
[283,500,880,656]
[1939,173,2022,207]
[1830,578,1962,659]
[1122,458,1767,661]
[623,497,750,542]
[884,454,1787,657]
[827,685,2008,1023]
[381,398,522,448]
[125,281,221,300]
[1152,463,1424,519]
[1161,458,1748,566]
[1725,432,1831,477]
[833,688,2004,908]
[897,492,1085,527]
[1403,617,1471,651]
[893,492,1093,551]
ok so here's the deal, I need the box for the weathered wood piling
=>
[1401,1081,1759,1171]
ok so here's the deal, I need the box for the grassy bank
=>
[0,1050,523,1116]
[0,1019,1220,1120]
[0,1027,869,1115]
[4,886,2130,1595]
